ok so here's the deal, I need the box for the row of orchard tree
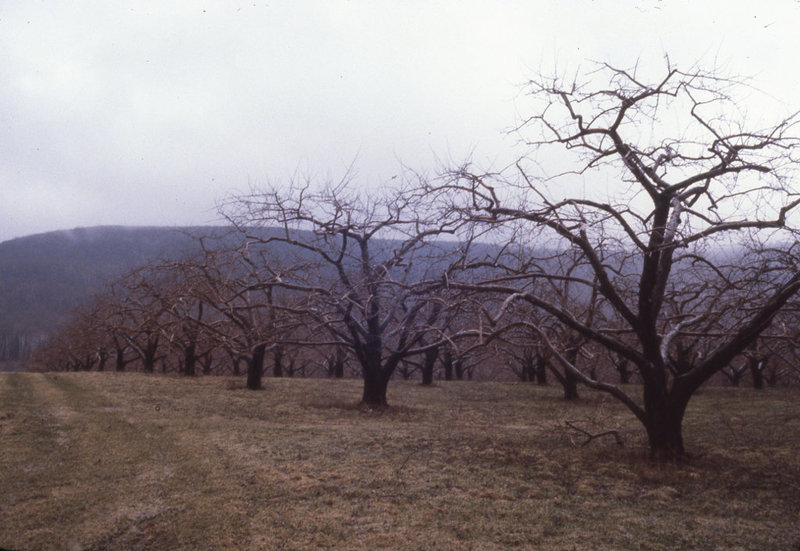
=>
[35,63,800,460]
[38,230,797,389]
[35,229,481,385]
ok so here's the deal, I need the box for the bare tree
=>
[437,61,800,459]
[223,175,467,406]
[323,345,349,378]
[34,309,107,372]
[105,268,171,373]
[180,243,300,390]
[148,261,221,377]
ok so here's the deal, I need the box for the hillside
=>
[0,226,231,360]
[0,225,469,364]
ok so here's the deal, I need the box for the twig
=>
[395,448,417,479]
[565,420,624,447]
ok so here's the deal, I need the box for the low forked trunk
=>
[642,383,691,461]
[644,411,686,461]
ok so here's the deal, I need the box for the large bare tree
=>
[438,62,800,459]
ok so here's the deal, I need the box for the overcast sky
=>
[1,1,799,242]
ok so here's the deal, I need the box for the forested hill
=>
[0,226,229,340]
[0,224,491,366]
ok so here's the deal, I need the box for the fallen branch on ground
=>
[565,420,624,447]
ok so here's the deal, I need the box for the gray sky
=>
[2,1,799,242]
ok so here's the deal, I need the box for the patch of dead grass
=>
[1,373,799,550]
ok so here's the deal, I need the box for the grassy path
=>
[1,372,799,550]
[1,373,185,549]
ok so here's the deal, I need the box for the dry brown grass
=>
[1,372,799,550]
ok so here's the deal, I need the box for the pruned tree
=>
[98,299,139,373]
[223,174,468,406]
[106,268,171,373]
[181,242,300,390]
[149,261,221,377]
[437,61,800,459]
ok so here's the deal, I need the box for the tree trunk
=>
[327,347,345,378]
[361,376,389,408]
[247,344,266,390]
[518,349,535,382]
[184,342,197,377]
[644,409,686,460]
[724,366,745,387]
[142,356,155,373]
[113,339,130,372]
[142,350,156,373]
[421,345,438,386]
[766,367,778,387]
[454,358,465,380]
[563,370,579,400]
[115,351,126,372]
[642,384,690,460]
[441,347,456,381]
[443,359,453,380]
[547,362,579,400]
[141,337,159,373]
[618,363,631,384]
[361,369,390,407]
[749,357,765,390]
[534,353,548,385]
[273,346,284,378]
[80,355,96,371]
[201,354,213,375]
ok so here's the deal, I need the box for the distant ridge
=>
[0,225,230,337]
[0,224,492,365]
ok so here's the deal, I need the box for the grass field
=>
[1,372,799,550]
